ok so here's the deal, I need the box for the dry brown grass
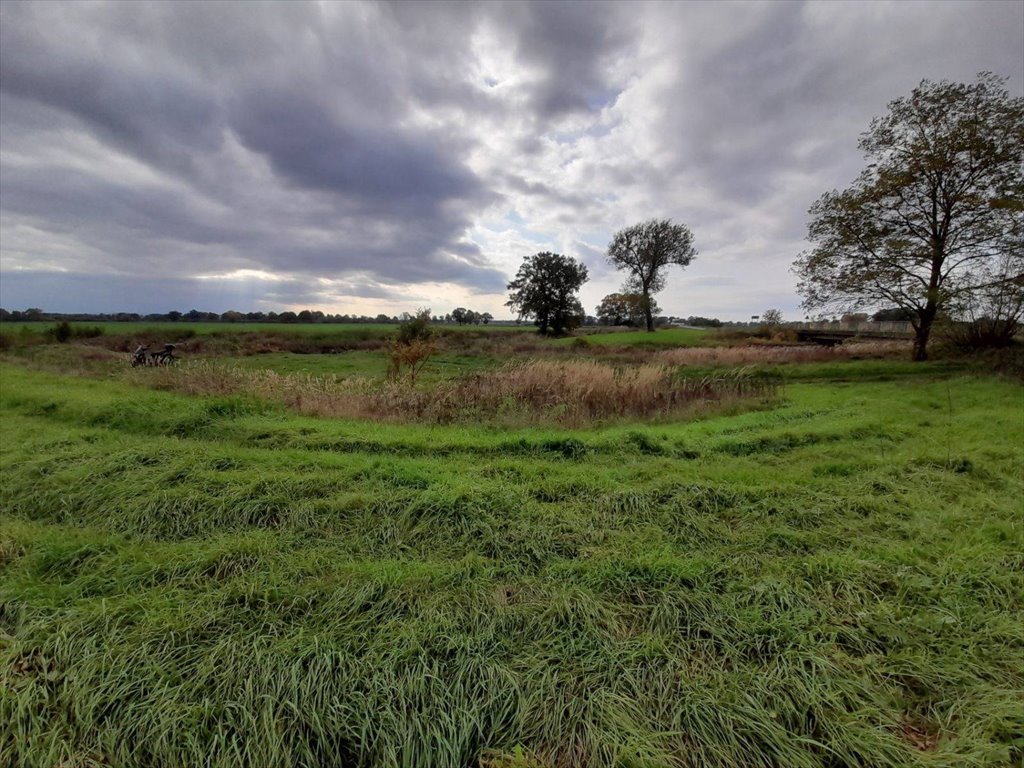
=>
[139,359,776,425]
[655,341,909,367]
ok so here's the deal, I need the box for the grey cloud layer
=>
[1,0,1021,315]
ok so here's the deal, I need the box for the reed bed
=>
[137,359,776,425]
[656,340,909,367]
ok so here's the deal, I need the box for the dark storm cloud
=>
[0,0,507,308]
[0,4,223,176]
[229,88,482,208]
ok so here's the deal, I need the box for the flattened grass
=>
[1,361,1022,767]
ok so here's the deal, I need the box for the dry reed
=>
[138,359,775,425]
[656,341,909,367]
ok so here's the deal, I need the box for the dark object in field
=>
[131,343,177,366]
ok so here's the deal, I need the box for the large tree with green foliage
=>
[795,73,1024,360]
[506,252,588,335]
[607,219,696,332]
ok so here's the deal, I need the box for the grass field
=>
[1,336,1022,767]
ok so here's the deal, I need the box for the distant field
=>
[1,321,710,346]
[1,340,1022,766]
[0,321,535,337]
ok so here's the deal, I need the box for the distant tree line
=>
[0,307,497,325]
[444,308,493,325]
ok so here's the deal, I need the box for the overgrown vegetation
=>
[656,340,908,367]
[387,309,437,383]
[132,358,774,426]
[1,328,1021,767]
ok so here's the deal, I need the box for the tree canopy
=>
[607,219,696,332]
[506,252,588,335]
[595,293,660,327]
[794,73,1024,360]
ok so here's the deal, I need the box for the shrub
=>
[940,319,1020,351]
[72,325,104,339]
[42,322,104,344]
[388,309,436,383]
[49,321,72,343]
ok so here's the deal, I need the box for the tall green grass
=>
[1,362,1022,767]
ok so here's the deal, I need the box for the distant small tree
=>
[481,312,493,325]
[388,308,435,384]
[595,293,658,326]
[607,219,697,331]
[506,252,588,335]
[451,308,468,325]
[596,294,629,325]
[761,309,783,329]
[51,321,72,343]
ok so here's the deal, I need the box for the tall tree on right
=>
[607,219,697,332]
[794,73,1024,361]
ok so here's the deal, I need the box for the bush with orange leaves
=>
[387,309,436,383]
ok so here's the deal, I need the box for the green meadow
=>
[1,328,1022,767]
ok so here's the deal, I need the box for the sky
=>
[1,1,1022,320]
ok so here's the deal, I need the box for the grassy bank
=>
[1,359,1022,767]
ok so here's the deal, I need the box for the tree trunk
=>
[915,234,944,361]
[913,306,936,361]
[643,290,654,332]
